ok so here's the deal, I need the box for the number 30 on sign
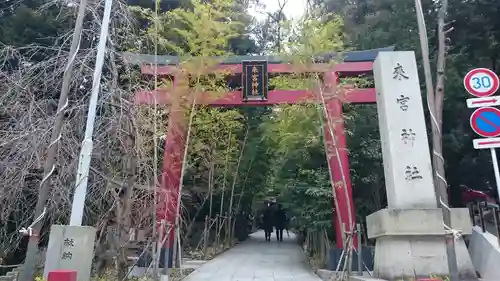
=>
[464,68,500,97]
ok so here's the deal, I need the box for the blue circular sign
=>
[470,107,500,138]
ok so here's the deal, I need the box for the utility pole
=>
[20,0,89,280]
[413,1,459,281]
[70,0,113,226]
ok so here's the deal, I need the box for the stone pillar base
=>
[43,225,96,281]
[366,208,477,281]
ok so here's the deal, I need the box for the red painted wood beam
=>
[140,61,374,76]
[134,88,376,106]
[323,72,356,249]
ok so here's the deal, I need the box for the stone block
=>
[366,209,476,280]
[468,225,500,280]
[6,271,18,281]
[43,225,96,281]
[366,208,472,239]
[372,235,476,280]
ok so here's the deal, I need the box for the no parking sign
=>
[470,107,500,138]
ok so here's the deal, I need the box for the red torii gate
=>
[125,46,393,257]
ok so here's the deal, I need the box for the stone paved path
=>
[184,230,322,281]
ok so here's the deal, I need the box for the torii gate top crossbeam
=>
[122,46,395,66]
[125,46,395,106]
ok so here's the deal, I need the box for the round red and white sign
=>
[470,107,500,138]
[464,68,500,97]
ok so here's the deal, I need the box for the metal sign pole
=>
[69,0,113,226]
[490,148,500,203]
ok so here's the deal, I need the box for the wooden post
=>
[225,212,229,248]
[492,206,500,246]
[202,216,208,258]
[356,223,362,276]
[214,214,220,253]
[164,225,171,277]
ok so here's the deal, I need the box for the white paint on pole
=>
[473,137,500,149]
[70,0,113,226]
[373,51,437,209]
[467,96,500,108]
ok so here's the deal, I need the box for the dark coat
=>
[274,208,287,229]
[262,207,274,232]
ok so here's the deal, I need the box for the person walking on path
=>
[274,204,287,242]
[262,205,274,241]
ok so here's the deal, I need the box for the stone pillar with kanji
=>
[366,51,476,280]
[43,225,96,281]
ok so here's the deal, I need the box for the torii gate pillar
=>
[323,72,355,245]
[157,101,187,268]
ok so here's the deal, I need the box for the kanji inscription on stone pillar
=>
[373,51,437,209]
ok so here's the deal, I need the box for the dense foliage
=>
[1,0,500,271]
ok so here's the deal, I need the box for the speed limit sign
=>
[464,68,500,97]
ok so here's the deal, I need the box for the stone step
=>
[5,272,18,281]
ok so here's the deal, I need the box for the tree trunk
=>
[434,0,449,205]
[414,0,459,280]
[227,127,249,246]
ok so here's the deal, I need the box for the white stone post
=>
[367,51,475,280]
[374,52,437,209]
[43,225,96,281]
